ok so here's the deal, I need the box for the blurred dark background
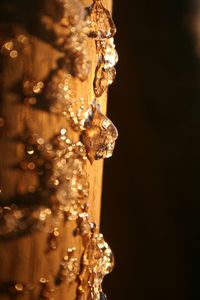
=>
[101,1,200,299]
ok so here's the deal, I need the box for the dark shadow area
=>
[101,1,200,299]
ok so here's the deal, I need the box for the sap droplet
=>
[87,0,116,39]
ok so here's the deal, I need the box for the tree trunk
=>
[0,1,116,299]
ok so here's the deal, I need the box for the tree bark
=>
[0,0,114,299]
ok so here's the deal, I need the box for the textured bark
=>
[0,0,112,299]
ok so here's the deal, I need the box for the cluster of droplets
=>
[23,79,44,106]
[0,0,118,299]
[55,247,79,285]
[73,0,119,165]
[0,247,79,299]
[44,69,87,130]
[44,70,73,114]
[75,3,117,299]
[22,128,89,220]
[94,38,118,97]
[40,0,91,81]
[76,206,114,300]
[86,0,118,97]
[0,205,52,240]
[0,128,89,239]
[1,34,29,59]
[46,129,89,219]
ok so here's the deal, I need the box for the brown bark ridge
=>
[0,1,118,300]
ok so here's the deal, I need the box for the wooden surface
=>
[0,0,112,299]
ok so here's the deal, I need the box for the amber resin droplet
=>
[87,0,116,39]
[81,105,118,163]
[94,62,116,97]
[76,210,114,300]
[94,38,118,97]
